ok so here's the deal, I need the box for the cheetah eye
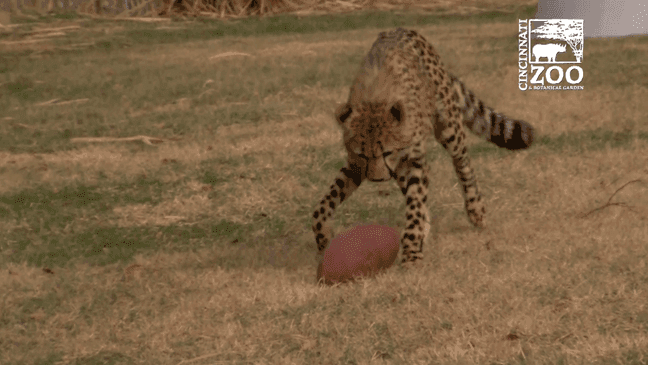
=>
[383,151,393,157]
[389,101,404,123]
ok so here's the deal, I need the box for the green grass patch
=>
[470,129,648,157]
[116,6,536,45]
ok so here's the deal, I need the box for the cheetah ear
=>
[389,101,404,124]
[335,103,353,125]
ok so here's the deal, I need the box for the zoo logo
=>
[518,19,584,91]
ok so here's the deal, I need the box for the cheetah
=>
[312,28,534,263]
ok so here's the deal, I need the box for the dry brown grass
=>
[3,138,648,363]
[1,14,648,365]
[6,0,536,19]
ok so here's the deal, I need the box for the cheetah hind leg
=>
[434,115,486,228]
[311,163,364,257]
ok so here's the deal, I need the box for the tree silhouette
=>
[532,20,584,62]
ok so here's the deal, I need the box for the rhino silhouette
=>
[532,43,567,62]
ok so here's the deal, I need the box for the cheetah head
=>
[335,101,411,182]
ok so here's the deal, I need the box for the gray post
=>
[536,0,648,37]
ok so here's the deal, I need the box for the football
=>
[316,224,400,285]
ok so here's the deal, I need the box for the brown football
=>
[316,224,400,285]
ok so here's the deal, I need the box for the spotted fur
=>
[312,28,534,263]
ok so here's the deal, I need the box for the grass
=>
[2,3,648,364]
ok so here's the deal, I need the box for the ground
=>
[1,6,647,364]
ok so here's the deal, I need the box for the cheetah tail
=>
[454,78,535,150]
